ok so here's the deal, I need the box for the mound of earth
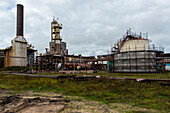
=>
[0,95,69,113]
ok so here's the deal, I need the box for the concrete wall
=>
[120,39,149,52]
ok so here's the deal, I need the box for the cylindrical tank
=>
[50,42,61,55]
[17,4,24,36]
[61,42,66,51]
[120,39,149,52]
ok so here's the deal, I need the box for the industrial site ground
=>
[0,67,169,113]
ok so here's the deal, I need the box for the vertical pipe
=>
[17,4,24,36]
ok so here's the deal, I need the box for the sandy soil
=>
[0,89,167,113]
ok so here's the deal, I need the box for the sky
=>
[0,0,170,56]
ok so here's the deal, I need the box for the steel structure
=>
[4,4,28,67]
[36,18,65,72]
[0,4,36,68]
[36,54,64,72]
[50,18,62,55]
[113,50,164,73]
[111,29,165,73]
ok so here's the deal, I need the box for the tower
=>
[50,18,62,55]
[4,4,27,67]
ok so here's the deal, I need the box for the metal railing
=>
[112,45,164,53]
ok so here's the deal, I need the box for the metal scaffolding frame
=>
[113,50,164,73]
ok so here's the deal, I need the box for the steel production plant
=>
[35,18,95,72]
[0,4,36,68]
[1,4,170,74]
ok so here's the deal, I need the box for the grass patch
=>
[64,96,83,101]
[0,74,169,112]
[0,66,27,72]
[88,71,170,79]
[32,71,170,79]
[126,110,149,113]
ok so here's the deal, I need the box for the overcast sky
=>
[0,0,170,56]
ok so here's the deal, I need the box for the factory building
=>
[36,18,65,71]
[36,25,168,73]
[0,4,36,68]
[92,54,113,71]
[63,55,95,70]
[4,4,27,67]
[111,29,164,73]
[157,53,170,71]
[36,18,96,72]
[1,4,168,73]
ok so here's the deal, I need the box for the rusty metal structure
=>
[0,4,36,68]
[2,4,168,74]
[36,18,97,72]
[94,54,114,71]
[36,18,64,72]
[4,4,27,67]
[50,18,63,55]
[63,55,95,70]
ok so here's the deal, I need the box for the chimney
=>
[16,4,24,36]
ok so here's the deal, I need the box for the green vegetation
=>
[1,66,170,79]
[126,110,148,113]
[0,66,27,72]
[90,71,170,79]
[32,71,170,79]
[0,74,169,112]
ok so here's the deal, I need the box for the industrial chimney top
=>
[16,4,24,36]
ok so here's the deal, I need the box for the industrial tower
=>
[50,18,62,55]
[4,4,27,67]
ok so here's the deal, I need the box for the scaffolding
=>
[113,50,164,73]
[113,28,149,51]
[110,29,165,73]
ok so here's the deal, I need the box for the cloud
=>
[0,0,170,55]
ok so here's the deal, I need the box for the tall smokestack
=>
[16,4,24,36]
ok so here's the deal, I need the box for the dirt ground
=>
[0,89,167,113]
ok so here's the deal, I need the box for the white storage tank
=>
[120,39,149,52]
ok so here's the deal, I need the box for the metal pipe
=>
[16,4,24,36]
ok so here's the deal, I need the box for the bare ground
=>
[0,89,167,113]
